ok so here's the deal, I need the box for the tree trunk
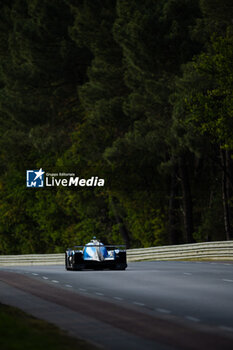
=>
[110,196,130,248]
[220,148,232,240]
[168,165,180,244]
[179,155,194,243]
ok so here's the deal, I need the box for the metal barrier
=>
[0,241,233,266]
[127,241,233,262]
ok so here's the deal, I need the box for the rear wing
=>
[67,244,126,251]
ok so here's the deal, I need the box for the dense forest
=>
[0,0,233,254]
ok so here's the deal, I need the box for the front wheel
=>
[65,253,69,270]
[113,263,127,270]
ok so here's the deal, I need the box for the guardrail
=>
[127,241,233,262]
[0,241,233,266]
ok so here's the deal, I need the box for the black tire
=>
[65,253,69,270]
[70,255,75,270]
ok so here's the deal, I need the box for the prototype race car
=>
[65,238,127,271]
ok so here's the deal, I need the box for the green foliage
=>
[0,0,231,253]
[187,32,233,148]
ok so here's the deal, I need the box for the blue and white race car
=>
[65,238,127,270]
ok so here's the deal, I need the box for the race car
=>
[65,237,127,271]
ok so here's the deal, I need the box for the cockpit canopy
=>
[84,238,110,261]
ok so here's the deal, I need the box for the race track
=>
[0,261,233,349]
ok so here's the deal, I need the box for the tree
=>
[68,0,132,246]
[108,0,201,243]
[186,32,233,240]
[0,0,91,253]
[172,28,233,241]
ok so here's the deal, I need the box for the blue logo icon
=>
[26,168,44,188]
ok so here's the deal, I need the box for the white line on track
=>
[219,326,233,333]
[133,301,145,306]
[185,316,200,322]
[224,263,231,266]
[95,292,104,296]
[184,272,192,275]
[113,297,123,301]
[79,288,87,292]
[51,280,59,283]
[42,276,48,280]
[156,308,171,314]
[32,273,38,276]
[222,279,233,283]
[65,284,72,288]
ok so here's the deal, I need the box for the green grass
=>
[0,303,98,350]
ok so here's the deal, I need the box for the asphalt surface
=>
[1,261,233,349]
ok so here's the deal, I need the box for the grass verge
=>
[0,303,98,350]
